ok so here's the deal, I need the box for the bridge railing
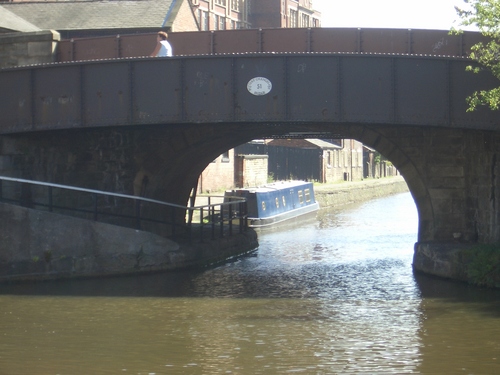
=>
[0,176,248,243]
[56,28,487,63]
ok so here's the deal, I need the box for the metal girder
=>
[0,54,498,135]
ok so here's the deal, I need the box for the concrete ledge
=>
[0,30,60,68]
[0,30,60,45]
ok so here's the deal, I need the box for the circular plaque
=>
[247,77,272,96]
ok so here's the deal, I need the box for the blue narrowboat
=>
[224,180,319,228]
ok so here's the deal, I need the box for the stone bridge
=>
[1,28,499,281]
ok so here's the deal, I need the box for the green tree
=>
[454,0,500,111]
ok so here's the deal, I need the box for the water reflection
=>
[0,193,499,375]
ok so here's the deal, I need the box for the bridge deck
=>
[0,53,498,135]
[1,28,497,136]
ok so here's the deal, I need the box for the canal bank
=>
[0,177,407,282]
[0,202,258,282]
[314,176,409,208]
[3,176,497,288]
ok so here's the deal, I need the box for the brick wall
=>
[323,149,364,183]
[198,149,235,193]
[172,0,200,32]
[0,30,60,68]
[236,154,268,188]
[197,153,268,192]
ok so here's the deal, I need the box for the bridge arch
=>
[107,120,497,245]
[1,106,499,246]
[190,123,431,238]
[1,44,500,249]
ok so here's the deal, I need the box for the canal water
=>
[0,192,499,374]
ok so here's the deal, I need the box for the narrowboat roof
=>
[238,180,313,194]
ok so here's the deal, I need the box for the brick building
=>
[250,0,321,28]
[266,138,364,183]
[196,151,269,193]
[1,0,321,35]
[191,0,321,31]
[236,139,365,184]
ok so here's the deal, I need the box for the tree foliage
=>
[454,0,500,111]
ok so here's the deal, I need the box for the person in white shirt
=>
[150,31,173,57]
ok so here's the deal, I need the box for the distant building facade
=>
[249,0,321,29]
[191,0,250,30]
[197,150,269,193]
[238,139,364,184]
[191,0,321,31]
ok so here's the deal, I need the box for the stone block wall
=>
[0,30,60,68]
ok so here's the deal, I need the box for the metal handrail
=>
[0,176,248,242]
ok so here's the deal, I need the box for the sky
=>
[314,0,477,31]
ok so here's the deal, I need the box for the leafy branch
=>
[453,0,500,111]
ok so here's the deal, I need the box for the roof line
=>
[162,0,177,27]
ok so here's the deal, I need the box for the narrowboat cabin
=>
[224,181,319,228]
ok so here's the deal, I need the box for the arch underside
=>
[2,120,499,244]
[157,121,500,245]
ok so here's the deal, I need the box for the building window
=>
[199,10,209,31]
[214,15,226,30]
[215,0,226,6]
[289,9,298,28]
[231,0,241,12]
[301,13,310,27]
[214,14,219,30]
[222,151,230,162]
